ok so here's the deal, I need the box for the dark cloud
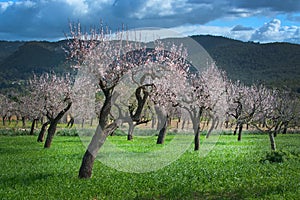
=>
[231,25,254,31]
[231,0,300,13]
[0,0,299,42]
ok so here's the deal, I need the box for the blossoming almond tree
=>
[29,73,73,148]
[0,94,15,126]
[180,64,227,150]
[67,22,192,178]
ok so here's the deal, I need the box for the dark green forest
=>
[0,35,299,93]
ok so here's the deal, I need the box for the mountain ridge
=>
[0,35,299,93]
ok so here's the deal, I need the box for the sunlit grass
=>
[0,132,299,199]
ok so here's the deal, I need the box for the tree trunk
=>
[206,117,217,139]
[274,123,279,137]
[237,123,243,141]
[66,117,74,128]
[90,118,93,127]
[151,117,156,129]
[37,121,50,142]
[35,119,39,128]
[79,122,118,178]
[44,120,59,148]
[282,122,289,134]
[224,120,229,129]
[22,116,26,127]
[43,102,72,148]
[127,121,134,140]
[181,120,186,130]
[15,116,20,127]
[29,119,37,135]
[8,116,11,125]
[233,124,238,135]
[78,87,113,179]
[157,116,168,144]
[2,116,6,126]
[268,132,276,151]
[194,126,200,151]
[81,119,85,128]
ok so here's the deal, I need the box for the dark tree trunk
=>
[127,121,134,140]
[233,123,238,135]
[15,116,20,126]
[224,120,229,129]
[22,116,26,127]
[79,122,118,178]
[37,121,50,142]
[157,115,168,144]
[8,116,11,125]
[44,120,59,148]
[30,119,37,135]
[44,102,72,148]
[268,132,276,151]
[78,87,113,179]
[2,116,6,126]
[237,123,243,141]
[66,117,74,128]
[194,126,200,151]
[282,122,289,134]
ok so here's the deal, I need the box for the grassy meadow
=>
[0,127,299,199]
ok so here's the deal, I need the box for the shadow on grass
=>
[1,173,56,188]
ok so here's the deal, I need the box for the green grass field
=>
[0,132,299,200]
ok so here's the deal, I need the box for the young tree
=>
[0,94,15,126]
[225,80,247,140]
[180,64,227,150]
[29,73,73,148]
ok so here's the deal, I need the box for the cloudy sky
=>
[0,0,300,43]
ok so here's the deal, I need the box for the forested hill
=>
[191,35,300,92]
[0,35,299,93]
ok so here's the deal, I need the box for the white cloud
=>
[0,1,13,13]
[251,19,300,43]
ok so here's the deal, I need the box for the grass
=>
[0,132,299,199]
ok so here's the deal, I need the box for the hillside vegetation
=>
[0,36,299,93]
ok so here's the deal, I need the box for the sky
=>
[0,0,300,43]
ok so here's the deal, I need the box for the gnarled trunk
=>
[2,116,6,126]
[37,121,50,142]
[237,123,243,141]
[157,116,168,144]
[268,132,276,151]
[22,116,26,127]
[233,124,238,135]
[79,122,118,178]
[44,120,59,148]
[194,126,200,151]
[44,102,72,148]
[127,121,134,140]
[30,119,37,135]
[78,87,113,179]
